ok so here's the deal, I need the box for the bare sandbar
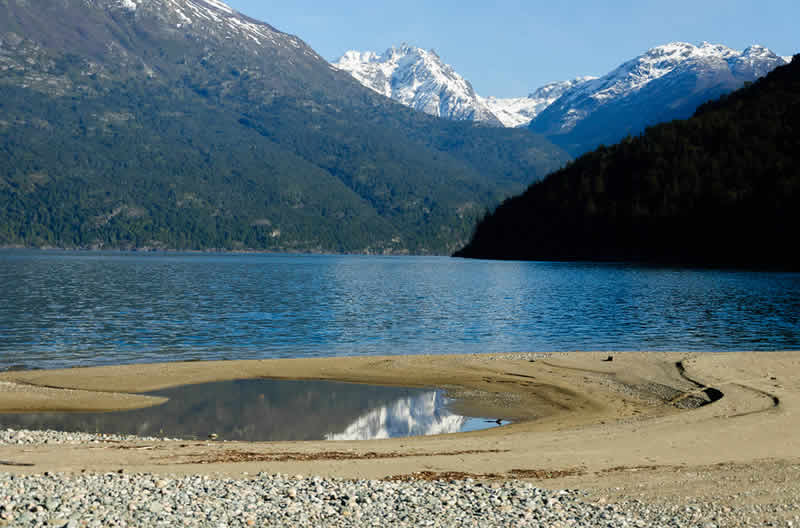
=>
[1,351,799,511]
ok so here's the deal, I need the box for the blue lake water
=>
[1,250,799,370]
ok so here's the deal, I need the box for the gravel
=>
[1,428,797,527]
[0,428,179,446]
[0,471,666,527]
[1,470,796,527]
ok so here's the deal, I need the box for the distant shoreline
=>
[6,246,799,272]
[0,245,422,257]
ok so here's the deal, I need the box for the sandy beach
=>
[1,351,799,524]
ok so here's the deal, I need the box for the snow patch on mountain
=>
[333,44,502,125]
[200,0,233,14]
[480,96,542,128]
[106,0,314,58]
[482,77,597,127]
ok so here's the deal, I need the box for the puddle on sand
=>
[0,379,503,441]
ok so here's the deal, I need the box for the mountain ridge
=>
[529,41,789,155]
[336,41,788,155]
[334,44,598,128]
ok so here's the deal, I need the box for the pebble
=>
[3,469,795,527]
[0,427,179,445]
[0,427,796,526]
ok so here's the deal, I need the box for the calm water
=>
[0,379,499,441]
[1,250,799,370]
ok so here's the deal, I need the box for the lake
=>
[1,250,798,370]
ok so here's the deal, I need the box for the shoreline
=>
[0,246,425,258]
[5,246,800,272]
[1,351,800,524]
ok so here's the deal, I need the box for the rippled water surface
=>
[1,250,798,369]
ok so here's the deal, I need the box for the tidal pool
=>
[0,379,502,441]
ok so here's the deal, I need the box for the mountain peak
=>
[529,41,788,155]
[332,44,502,125]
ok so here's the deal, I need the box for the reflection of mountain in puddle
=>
[326,391,466,440]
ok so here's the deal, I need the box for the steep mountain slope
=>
[333,45,502,125]
[482,78,596,127]
[456,55,800,269]
[530,42,789,155]
[0,0,568,254]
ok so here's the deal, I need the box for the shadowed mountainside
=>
[456,55,800,270]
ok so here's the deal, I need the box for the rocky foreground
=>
[0,467,797,528]
[2,352,799,527]
[0,470,640,528]
[0,430,796,528]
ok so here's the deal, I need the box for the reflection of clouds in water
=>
[325,391,465,441]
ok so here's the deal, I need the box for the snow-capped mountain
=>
[482,77,596,127]
[333,45,503,126]
[335,40,787,145]
[333,44,593,128]
[530,42,790,155]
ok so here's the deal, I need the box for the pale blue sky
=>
[226,1,797,98]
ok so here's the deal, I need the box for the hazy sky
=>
[225,0,796,98]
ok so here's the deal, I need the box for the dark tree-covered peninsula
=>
[455,55,800,270]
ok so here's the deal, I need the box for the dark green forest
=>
[0,0,568,254]
[456,56,800,269]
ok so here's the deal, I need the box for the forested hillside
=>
[456,56,800,269]
[0,0,567,254]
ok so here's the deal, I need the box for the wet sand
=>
[1,351,799,510]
